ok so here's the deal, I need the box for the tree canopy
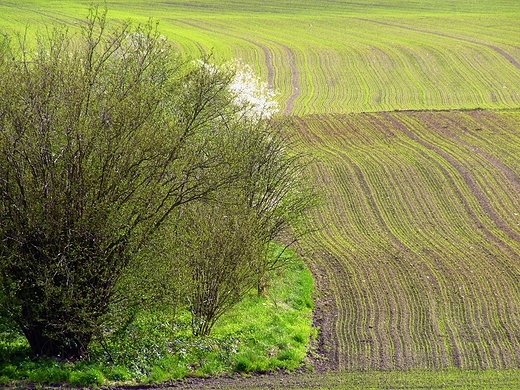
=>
[0,8,315,360]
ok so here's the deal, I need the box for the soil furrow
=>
[282,45,299,115]
[383,113,520,245]
[358,19,520,72]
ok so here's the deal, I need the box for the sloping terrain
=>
[2,1,520,115]
[2,1,520,387]
[295,110,520,370]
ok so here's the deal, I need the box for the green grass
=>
[0,248,314,387]
[214,251,315,373]
[1,1,519,114]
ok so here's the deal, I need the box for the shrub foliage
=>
[0,8,314,362]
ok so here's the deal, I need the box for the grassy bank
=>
[0,249,314,387]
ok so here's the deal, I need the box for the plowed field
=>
[294,110,520,370]
[3,1,520,388]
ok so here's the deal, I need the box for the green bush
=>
[0,247,314,386]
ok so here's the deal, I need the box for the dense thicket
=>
[0,9,313,360]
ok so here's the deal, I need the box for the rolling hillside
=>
[2,0,520,377]
[295,110,520,369]
[2,1,520,115]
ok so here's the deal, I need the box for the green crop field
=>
[2,0,520,115]
[295,110,520,371]
[2,0,520,388]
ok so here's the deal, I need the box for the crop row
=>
[161,14,520,115]
[294,110,520,370]
[2,1,520,115]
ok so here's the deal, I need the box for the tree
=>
[228,117,316,295]
[173,201,262,337]
[0,9,239,360]
[163,62,316,335]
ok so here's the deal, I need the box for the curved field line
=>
[295,110,520,370]
[155,14,520,114]
[165,18,299,114]
[281,45,299,115]
[383,112,520,245]
[413,111,520,228]
[260,44,275,89]
[359,18,520,72]
[4,2,520,114]
[0,2,82,27]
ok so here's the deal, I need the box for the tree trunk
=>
[257,274,269,297]
[22,323,92,360]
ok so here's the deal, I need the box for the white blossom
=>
[228,61,279,120]
[195,59,279,120]
[194,58,219,74]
